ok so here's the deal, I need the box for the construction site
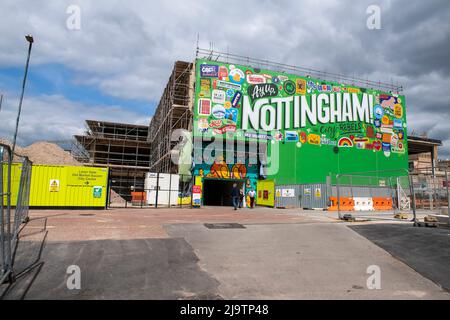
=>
[74,120,151,206]
[2,49,450,213]
[1,50,450,302]
[3,0,450,304]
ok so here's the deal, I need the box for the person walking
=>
[248,189,256,209]
[231,183,239,210]
[239,189,244,208]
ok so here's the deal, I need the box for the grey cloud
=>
[0,0,450,157]
[0,93,147,147]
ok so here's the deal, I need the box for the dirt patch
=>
[0,138,80,165]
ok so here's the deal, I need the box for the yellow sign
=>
[49,179,60,192]
[315,188,321,198]
[67,168,108,186]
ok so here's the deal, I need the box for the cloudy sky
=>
[0,0,449,157]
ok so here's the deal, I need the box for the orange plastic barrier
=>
[372,197,393,211]
[131,192,146,203]
[328,197,355,211]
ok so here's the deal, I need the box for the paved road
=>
[2,208,449,299]
[166,223,450,299]
[2,237,221,300]
[350,223,450,292]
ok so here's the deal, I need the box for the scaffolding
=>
[75,120,150,168]
[196,47,403,94]
[148,61,195,174]
[75,120,151,205]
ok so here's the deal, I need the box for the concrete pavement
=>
[1,207,449,299]
[166,222,450,299]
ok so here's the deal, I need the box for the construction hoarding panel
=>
[193,58,408,186]
[256,180,275,207]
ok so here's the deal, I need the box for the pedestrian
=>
[248,189,256,208]
[239,189,244,208]
[231,183,239,210]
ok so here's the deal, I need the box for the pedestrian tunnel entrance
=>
[202,179,244,206]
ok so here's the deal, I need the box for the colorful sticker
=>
[226,89,235,97]
[198,99,211,115]
[247,74,266,84]
[199,79,211,97]
[338,137,353,147]
[285,131,299,142]
[198,118,209,132]
[216,80,242,91]
[229,68,245,84]
[212,89,226,104]
[308,134,321,145]
[225,108,238,122]
[374,105,384,119]
[212,104,226,119]
[218,66,228,81]
[394,104,403,118]
[231,91,242,107]
[299,131,307,143]
[200,64,219,77]
[296,79,306,95]
[284,80,296,95]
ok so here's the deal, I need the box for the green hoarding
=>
[193,58,408,184]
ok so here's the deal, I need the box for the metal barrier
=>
[410,166,449,212]
[108,173,194,209]
[1,144,13,284]
[1,143,33,285]
[333,167,450,225]
[11,156,32,249]
[333,169,414,220]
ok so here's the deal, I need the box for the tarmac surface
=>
[1,207,449,299]
[166,222,449,299]
[350,223,450,292]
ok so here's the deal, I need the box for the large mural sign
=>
[193,58,408,185]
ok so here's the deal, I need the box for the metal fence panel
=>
[330,186,392,198]
[11,157,32,249]
[275,183,328,209]
[1,144,33,285]
[1,144,12,284]
[108,172,194,209]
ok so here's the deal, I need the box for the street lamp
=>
[0,94,3,113]
[11,35,34,154]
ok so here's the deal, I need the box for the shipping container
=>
[4,164,109,208]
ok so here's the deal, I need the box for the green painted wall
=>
[193,58,408,184]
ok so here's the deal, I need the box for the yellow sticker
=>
[394,104,403,118]
[348,87,361,94]
[307,133,321,145]
[296,78,306,95]
[381,115,390,125]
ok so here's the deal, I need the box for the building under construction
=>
[74,120,151,205]
[148,61,195,174]
[146,49,449,211]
